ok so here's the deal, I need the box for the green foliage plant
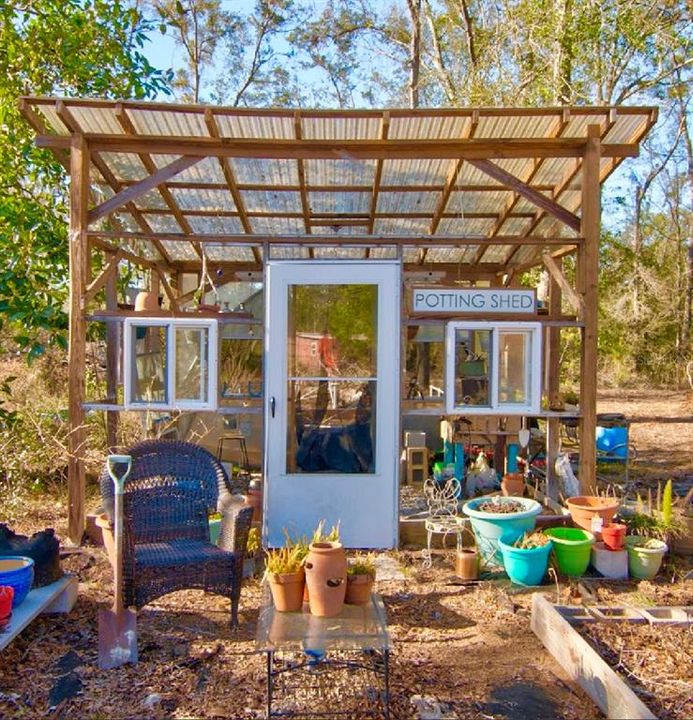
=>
[246,526,260,558]
[264,544,304,575]
[512,531,550,550]
[311,519,341,544]
[347,552,376,577]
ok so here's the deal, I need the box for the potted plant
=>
[265,544,305,612]
[462,496,542,568]
[345,553,376,605]
[498,530,553,586]
[304,521,346,617]
[243,527,260,578]
[543,527,595,576]
[624,536,668,580]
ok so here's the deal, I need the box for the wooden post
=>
[578,126,601,494]
[105,254,119,451]
[546,262,563,499]
[67,135,89,545]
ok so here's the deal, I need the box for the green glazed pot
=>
[544,527,595,576]
[625,536,667,580]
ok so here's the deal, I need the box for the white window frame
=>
[123,317,218,411]
[445,321,542,415]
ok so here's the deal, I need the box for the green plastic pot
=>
[544,527,595,576]
[625,536,667,580]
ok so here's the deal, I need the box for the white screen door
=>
[264,261,400,548]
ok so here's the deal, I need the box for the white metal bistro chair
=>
[421,476,469,568]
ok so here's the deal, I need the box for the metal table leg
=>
[383,648,390,720]
[266,650,273,719]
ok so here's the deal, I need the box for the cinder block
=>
[590,542,628,579]
[405,431,426,447]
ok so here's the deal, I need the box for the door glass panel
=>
[288,285,377,379]
[131,325,167,403]
[175,326,209,403]
[287,283,378,474]
[454,328,491,407]
[498,331,528,405]
[288,380,376,474]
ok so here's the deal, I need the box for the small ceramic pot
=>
[267,568,305,612]
[345,574,374,605]
[601,523,627,551]
[625,536,668,580]
[455,548,479,580]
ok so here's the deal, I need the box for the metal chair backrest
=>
[423,477,461,518]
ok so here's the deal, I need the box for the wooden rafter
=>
[115,103,201,261]
[204,108,260,264]
[294,112,312,254]
[35,134,640,160]
[87,154,203,224]
[55,101,173,265]
[368,112,390,239]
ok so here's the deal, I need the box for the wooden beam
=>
[546,262,562,499]
[469,158,581,232]
[35,134,640,160]
[87,154,203,224]
[67,135,89,546]
[542,251,584,315]
[154,267,180,313]
[90,237,156,270]
[578,125,601,494]
[84,250,122,304]
[368,112,390,238]
[104,255,119,451]
[294,111,313,247]
[531,595,656,719]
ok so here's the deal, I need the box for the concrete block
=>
[590,542,628,580]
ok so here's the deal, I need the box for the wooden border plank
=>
[531,594,656,719]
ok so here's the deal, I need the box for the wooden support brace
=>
[154,267,180,313]
[542,251,584,316]
[84,250,122,304]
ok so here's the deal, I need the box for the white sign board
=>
[412,288,536,314]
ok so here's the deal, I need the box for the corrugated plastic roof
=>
[21,98,656,272]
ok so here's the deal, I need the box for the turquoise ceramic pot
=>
[463,497,542,568]
[498,537,553,586]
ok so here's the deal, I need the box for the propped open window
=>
[445,321,542,415]
[123,318,217,410]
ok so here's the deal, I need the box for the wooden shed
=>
[20,99,656,546]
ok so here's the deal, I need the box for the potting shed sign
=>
[412,288,536,314]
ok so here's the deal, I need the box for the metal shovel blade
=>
[98,605,138,670]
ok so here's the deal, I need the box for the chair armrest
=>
[217,499,254,558]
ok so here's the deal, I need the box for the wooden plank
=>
[579,126,601,494]
[470,158,581,232]
[87,154,203,224]
[35,134,641,160]
[367,112,390,240]
[531,594,656,719]
[542,252,584,315]
[67,135,89,546]
[154,267,180,313]
[104,256,119,451]
[0,576,78,652]
[546,262,562,497]
[84,250,122,304]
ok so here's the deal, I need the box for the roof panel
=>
[436,217,495,236]
[69,105,123,135]
[187,216,245,234]
[425,247,477,263]
[99,152,149,182]
[369,247,398,259]
[135,189,169,211]
[146,213,186,234]
[313,247,367,259]
[241,189,302,214]
[269,245,310,259]
[170,187,236,212]
[374,217,430,235]
[447,190,511,215]
[302,116,381,140]
[309,191,370,214]
[497,217,533,235]
[475,113,559,139]
[160,239,199,261]
[380,158,452,185]
[214,113,295,139]
[377,191,439,215]
[250,216,304,234]
[510,245,539,266]
[305,158,376,186]
[562,114,606,138]
[388,114,471,140]
[480,244,513,263]
[36,104,69,134]
[128,108,209,137]
[205,244,255,262]
[231,158,299,185]
[150,155,225,184]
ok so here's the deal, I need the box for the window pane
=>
[287,380,376,474]
[288,285,377,379]
[219,325,263,402]
[131,325,167,403]
[498,332,529,405]
[175,326,209,403]
[454,328,491,407]
[405,324,445,401]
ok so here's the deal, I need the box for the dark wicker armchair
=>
[99,439,254,626]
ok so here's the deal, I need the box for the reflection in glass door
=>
[265,262,399,548]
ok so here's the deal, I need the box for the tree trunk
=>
[406,0,422,108]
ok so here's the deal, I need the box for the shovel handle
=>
[107,455,132,495]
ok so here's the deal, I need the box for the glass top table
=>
[256,593,392,719]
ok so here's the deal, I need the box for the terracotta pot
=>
[455,548,479,580]
[501,473,525,497]
[304,542,347,617]
[243,487,262,523]
[134,291,159,313]
[345,574,374,605]
[267,568,305,612]
[566,496,619,540]
[601,523,627,551]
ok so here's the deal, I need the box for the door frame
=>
[263,260,401,548]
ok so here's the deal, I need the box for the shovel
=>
[98,454,137,669]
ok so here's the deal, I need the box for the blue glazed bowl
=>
[0,557,35,608]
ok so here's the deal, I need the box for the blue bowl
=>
[0,557,35,608]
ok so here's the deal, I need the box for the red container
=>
[601,523,627,551]
[0,586,14,624]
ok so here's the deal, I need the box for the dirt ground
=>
[1,389,691,719]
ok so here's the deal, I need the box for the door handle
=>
[270,396,276,418]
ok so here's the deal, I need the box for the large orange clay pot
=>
[134,291,159,312]
[267,568,305,612]
[566,496,619,539]
[304,542,347,617]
